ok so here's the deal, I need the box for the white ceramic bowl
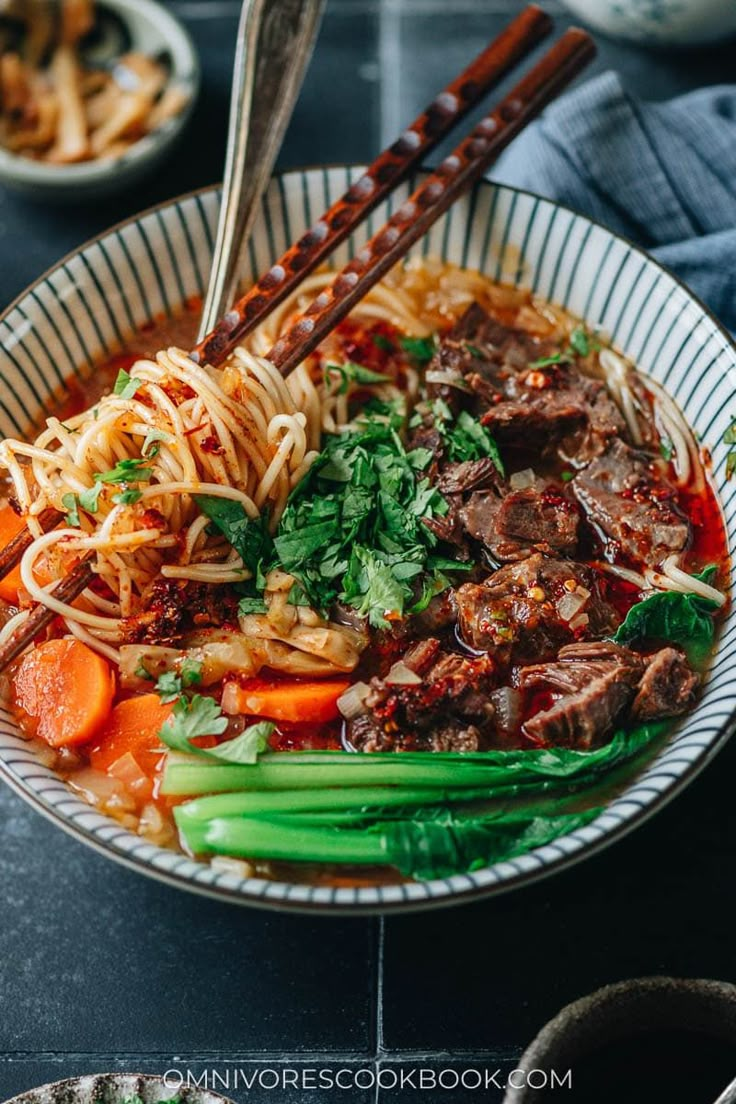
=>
[559,0,736,46]
[0,0,200,201]
[0,167,734,913]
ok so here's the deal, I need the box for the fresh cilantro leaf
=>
[560,470,574,483]
[286,580,311,606]
[181,658,203,687]
[61,493,80,527]
[568,327,591,357]
[158,694,229,753]
[693,564,718,586]
[96,458,153,485]
[202,719,274,764]
[195,496,273,574]
[401,335,437,363]
[465,343,484,358]
[112,489,143,506]
[659,438,674,462]
[325,361,391,395]
[79,482,103,514]
[238,595,268,616]
[342,546,407,628]
[724,416,736,479]
[529,353,565,369]
[135,662,153,681]
[156,670,183,703]
[113,368,143,400]
[142,427,173,456]
[372,333,395,353]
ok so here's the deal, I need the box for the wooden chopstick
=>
[0,4,551,596]
[0,553,94,671]
[191,3,553,369]
[268,27,595,377]
[0,23,594,673]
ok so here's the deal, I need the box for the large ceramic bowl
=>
[0,167,733,913]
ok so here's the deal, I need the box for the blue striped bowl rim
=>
[0,167,733,914]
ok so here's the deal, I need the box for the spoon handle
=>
[197,0,325,341]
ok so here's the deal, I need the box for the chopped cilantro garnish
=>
[135,661,154,681]
[419,400,504,475]
[401,335,437,363]
[96,457,153,485]
[560,470,574,483]
[659,438,674,463]
[465,343,484,358]
[158,694,229,751]
[142,427,173,456]
[568,327,591,357]
[372,333,395,353]
[113,368,143,400]
[529,353,566,369]
[195,496,273,574]
[156,670,183,703]
[181,658,203,687]
[325,361,391,395]
[78,482,103,514]
[238,595,268,616]
[112,489,143,506]
[61,493,80,527]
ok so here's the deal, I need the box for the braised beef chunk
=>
[520,641,644,748]
[348,641,496,753]
[436,457,503,495]
[573,438,690,566]
[455,554,618,664]
[479,359,626,460]
[427,303,555,408]
[631,647,699,721]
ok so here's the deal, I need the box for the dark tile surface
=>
[381,736,736,1054]
[0,0,734,1096]
[0,785,377,1055]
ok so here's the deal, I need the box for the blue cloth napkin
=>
[494,72,736,333]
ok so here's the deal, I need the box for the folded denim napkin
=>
[494,71,736,332]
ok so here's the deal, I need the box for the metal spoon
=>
[197,0,325,342]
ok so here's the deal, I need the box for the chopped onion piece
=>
[425,369,468,390]
[385,660,423,686]
[509,468,536,490]
[557,591,586,622]
[337,681,371,719]
[569,612,590,632]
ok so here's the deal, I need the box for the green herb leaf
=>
[400,335,437,363]
[325,361,391,395]
[659,438,674,462]
[112,489,143,506]
[61,492,80,527]
[158,694,229,753]
[78,483,104,514]
[134,661,153,681]
[528,353,565,369]
[238,595,268,616]
[156,670,183,703]
[181,658,203,687]
[113,368,143,400]
[568,326,591,357]
[96,458,153,485]
[142,427,173,456]
[372,334,395,353]
[195,496,273,574]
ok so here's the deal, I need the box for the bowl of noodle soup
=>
[0,167,733,913]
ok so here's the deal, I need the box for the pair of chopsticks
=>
[0,5,595,671]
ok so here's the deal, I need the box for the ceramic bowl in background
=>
[559,0,736,46]
[4,1074,229,1104]
[0,168,734,913]
[0,0,200,201]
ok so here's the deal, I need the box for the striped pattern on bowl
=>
[0,167,733,913]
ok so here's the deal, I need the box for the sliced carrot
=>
[221,677,351,724]
[14,638,115,748]
[0,504,54,603]
[89,693,173,774]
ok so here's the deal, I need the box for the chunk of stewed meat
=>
[455,554,618,664]
[631,646,699,721]
[347,642,496,753]
[519,641,644,748]
[573,438,689,566]
[478,358,626,455]
[461,484,580,561]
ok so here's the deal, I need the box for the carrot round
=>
[221,677,351,723]
[89,693,173,774]
[0,504,54,603]
[14,638,115,747]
